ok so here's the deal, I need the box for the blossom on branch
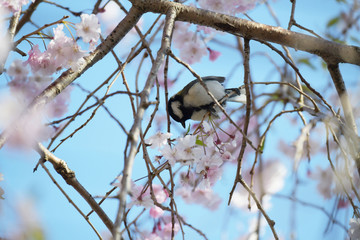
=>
[75,14,101,44]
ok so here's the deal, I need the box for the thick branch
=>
[130,0,360,65]
[36,143,114,232]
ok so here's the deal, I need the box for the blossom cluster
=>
[146,122,235,197]
[144,122,288,211]
[198,0,257,15]
[172,22,209,65]
[118,122,288,239]
[170,0,259,65]
[112,177,180,239]
[0,0,31,13]
[1,14,101,148]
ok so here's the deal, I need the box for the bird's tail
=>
[224,86,247,104]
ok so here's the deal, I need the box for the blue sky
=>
[0,0,359,239]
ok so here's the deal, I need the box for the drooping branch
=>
[112,6,178,240]
[130,0,360,65]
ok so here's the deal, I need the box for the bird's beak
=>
[181,121,186,128]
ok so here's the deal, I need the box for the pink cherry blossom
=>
[175,135,204,164]
[153,185,168,203]
[128,183,153,208]
[26,45,57,75]
[208,47,221,61]
[0,0,29,13]
[309,166,333,199]
[198,0,257,15]
[179,40,208,65]
[48,25,87,71]
[159,221,180,239]
[6,106,54,149]
[231,160,287,210]
[7,59,29,81]
[175,185,222,210]
[145,131,172,149]
[159,144,178,166]
[195,154,223,173]
[149,206,164,219]
[172,22,192,48]
[172,22,208,65]
[75,14,101,44]
[47,86,72,118]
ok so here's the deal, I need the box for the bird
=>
[167,76,247,128]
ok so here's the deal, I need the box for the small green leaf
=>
[326,17,340,27]
[350,35,360,45]
[185,124,191,135]
[260,137,265,152]
[297,58,316,70]
[196,138,205,146]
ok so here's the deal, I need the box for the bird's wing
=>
[178,76,225,97]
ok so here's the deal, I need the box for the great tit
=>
[167,76,246,128]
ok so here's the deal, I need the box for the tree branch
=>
[36,143,114,233]
[130,0,360,65]
[112,6,178,240]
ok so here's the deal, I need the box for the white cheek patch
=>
[171,101,183,119]
[183,81,226,107]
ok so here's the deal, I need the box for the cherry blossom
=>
[7,107,53,149]
[198,0,257,15]
[26,45,57,75]
[175,171,222,209]
[75,14,101,44]
[0,0,29,13]
[7,59,29,81]
[0,91,55,149]
[159,144,178,166]
[153,185,168,203]
[128,183,153,208]
[179,40,208,65]
[159,221,180,239]
[48,25,87,71]
[175,134,204,164]
[231,160,287,210]
[308,166,334,199]
[149,206,164,219]
[208,47,221,61]
[172,22,208,65]
[47,86,72,118]
[145,131,172,149]
[172,22,192,48]
[195,154,223,173]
